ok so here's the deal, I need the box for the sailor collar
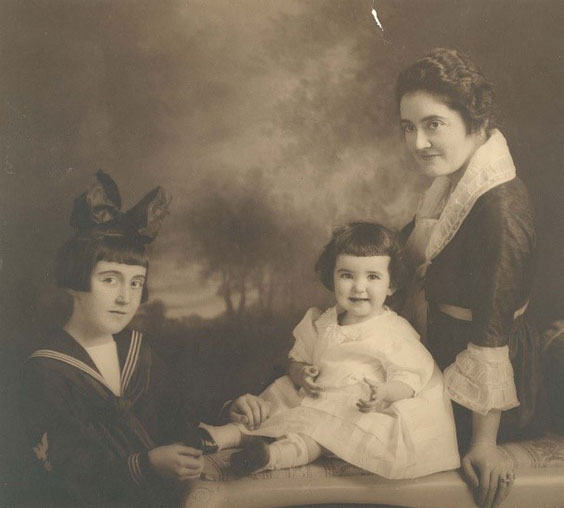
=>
[28,328,143,396]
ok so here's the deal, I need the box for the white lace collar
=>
[316,306,391,345]
[408,129,516,269]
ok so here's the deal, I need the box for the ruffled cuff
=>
[444,343,520,415]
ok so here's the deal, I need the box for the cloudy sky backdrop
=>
[1,0,563,331]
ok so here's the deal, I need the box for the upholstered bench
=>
[183,432,564,508]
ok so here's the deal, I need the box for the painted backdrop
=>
[1,0,563,504]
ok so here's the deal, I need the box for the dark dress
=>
[21,328,220,508]
[404,178,544,448]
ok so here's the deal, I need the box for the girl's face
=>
[333,254,394,325]
[399,90,485,179]
[70,261,147,337]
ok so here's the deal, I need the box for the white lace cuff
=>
[444,343,520,415]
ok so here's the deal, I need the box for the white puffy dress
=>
[244,307,460,479]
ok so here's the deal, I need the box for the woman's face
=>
[399,90,485,179]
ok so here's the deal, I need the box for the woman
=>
[396,49,543,508]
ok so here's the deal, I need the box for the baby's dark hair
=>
[395,48,496,134]
[315,222,405,291]
[55,233,150,303]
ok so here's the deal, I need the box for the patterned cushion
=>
[201,432,564,482]
[543,320,564,434]
[202,450,371,482]
[501,433,564,470]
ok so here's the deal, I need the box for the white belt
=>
[437,301,529,322]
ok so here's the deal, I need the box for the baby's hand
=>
[300,365,322,398]
[357,379,390,413]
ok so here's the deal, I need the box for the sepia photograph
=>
[1,1,563,507]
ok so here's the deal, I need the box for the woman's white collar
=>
[419,129,516,264]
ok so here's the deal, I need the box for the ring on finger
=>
[499,472,515,484]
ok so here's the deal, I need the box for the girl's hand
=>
[461,442,515,508]
[299,365,322,398]
[229,393,271,430]
[357,380,389,412]
[148,443,204,481]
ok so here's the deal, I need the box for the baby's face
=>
[333,254,393,325]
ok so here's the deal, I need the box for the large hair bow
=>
[70,170,172,243]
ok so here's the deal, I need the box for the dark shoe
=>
[196,427,219,455]
[230,437,270,476]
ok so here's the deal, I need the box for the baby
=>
[214,222,460,479]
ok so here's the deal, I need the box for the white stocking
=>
[200,422,243,450]
[267,433,321,470]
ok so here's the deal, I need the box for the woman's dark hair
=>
[395,48,496,133]
[315,222,405,291]
[55,233,150,303]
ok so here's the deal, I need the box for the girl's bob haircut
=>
[55,233,150,303]
[395,47,496,134]
[315,222,405,292]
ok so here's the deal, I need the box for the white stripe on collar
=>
[28,330,144,395]
[28,349,112,391]
[120,330,143,394]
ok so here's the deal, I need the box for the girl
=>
[21,171,269,508]
[227,222,460,479]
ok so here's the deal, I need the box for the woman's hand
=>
[229,393,271,430]
[148,443,204,481]
[298,365,322,398]
[462,442,515,508]
[462,409,515,508]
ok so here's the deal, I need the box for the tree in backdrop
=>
[179,168,321,319]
